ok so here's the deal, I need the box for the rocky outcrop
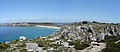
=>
[52,22,120,41]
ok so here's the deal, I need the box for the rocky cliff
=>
[53,21,120,41]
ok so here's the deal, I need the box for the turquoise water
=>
[0,26,58,42]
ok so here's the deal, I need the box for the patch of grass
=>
[0,43,10,49]
[74,43,90,50]
[102,47,120,52]
[16,43,26,48]
[19,49,27,52]
[68,40,90,50]
[102,36,120,52]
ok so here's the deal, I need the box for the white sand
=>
[35,25,61,29]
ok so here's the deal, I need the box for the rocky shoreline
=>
[0,21,120,52]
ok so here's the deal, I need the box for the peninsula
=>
[0,22,62,29]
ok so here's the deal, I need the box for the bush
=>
[0,43,10,49]
[102,36,120,52]
[102,47,120,52]
[74,43,90,50]
[38,44,44,47]
[68,42,75,45]
[19,49,27,52]
[82,21,89,24]
[16,44,26,47]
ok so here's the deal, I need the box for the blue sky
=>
[0,0,120,23]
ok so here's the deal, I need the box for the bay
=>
[0,26,58,42]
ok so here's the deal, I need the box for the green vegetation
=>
[0,43,10,49]
[68,40,90,50]
[38,44,44,47]
[102,42,120,52]
[10,40,20,44]
[19,49,27,52]
[71,21,120,27]
[36,40,63,48]
[16,43,26,48]
[68,40,81,45]
[52,50,63,52]
[74,43,90,50]
[101,36,120,52]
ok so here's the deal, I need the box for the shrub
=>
[38,44,44,47]
[0,43,10,49]
[19,49,27,52]
[102,47,120,52]
[68,42,75,45]
[74,43,90,50]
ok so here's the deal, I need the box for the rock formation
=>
[53,22,120,41]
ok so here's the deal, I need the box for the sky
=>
[0,0,120,23]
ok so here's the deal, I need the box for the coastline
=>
[0,25,60,42]
[35,25,61,29]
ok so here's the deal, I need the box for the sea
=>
[0,26,58,42]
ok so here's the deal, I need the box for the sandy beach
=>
[35,25,61,29]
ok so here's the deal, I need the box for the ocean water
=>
[0,26,58,42]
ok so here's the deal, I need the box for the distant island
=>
[0,21,120,52]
